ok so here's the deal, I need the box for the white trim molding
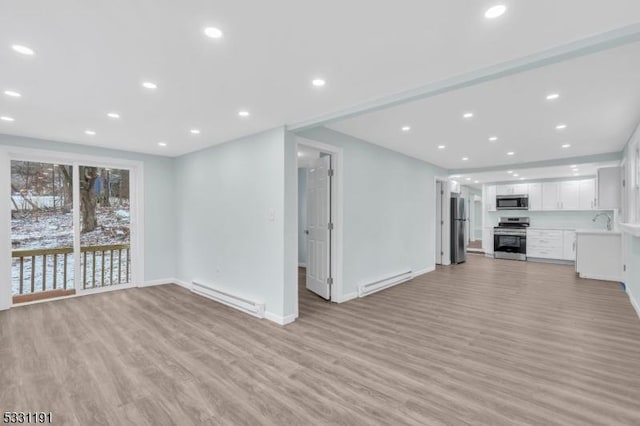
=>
[627,286,640,320]
[335,291,358,303]
[412,266,436,278]
[264,311,297,326]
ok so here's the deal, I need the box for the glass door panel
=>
[79,166,131,289]
[10,161,75,302]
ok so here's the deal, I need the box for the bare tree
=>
[79,166,98,233]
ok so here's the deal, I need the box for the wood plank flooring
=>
[1,255,640,425]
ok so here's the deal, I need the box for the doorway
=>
[295,137,343,318]
[5,149,142,305]
[298,145,332,301]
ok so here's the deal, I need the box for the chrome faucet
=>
[592,213,613,231]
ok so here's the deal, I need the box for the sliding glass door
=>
[9,158,135,303]
[79,166,131,289]
[10,161,75,302]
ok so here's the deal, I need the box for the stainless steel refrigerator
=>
[451,197,467,264]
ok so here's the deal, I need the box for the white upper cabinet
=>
[512,183,528,195]
[578,179,596,210]
[486,185,497,212]
[596,167,621,210]
[559,181,580,210]
[496,184,529,196]
[528,183,542,211]
[542,182,560,210]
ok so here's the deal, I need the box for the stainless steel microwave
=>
[496,194,529,210]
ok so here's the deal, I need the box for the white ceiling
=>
[1,1,640,156]
[329,42,640,170]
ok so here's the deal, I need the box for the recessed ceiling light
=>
[507,170,514,174]
[573,173,580,177]
[437,145,446,150]
[507,151,515,156]
[0,116,15,122]
[4,90,21,98]
[546,93,560,101]
[466,178,472,181]
[570,165,577,168]
[107,112,120,119]
[297,152,303,157]
[204,27,224,39]
[519,177,526,181]
[562,144,571,148]
[463,112,474,119]
[556,123,567,130]
[11,44,35,56]
[158,142,167,147]
[238,110,250,117]
[190,129,201,135]
[401,126,411,132]
[462,157,469,161]
[484,5,507,19]
[489,136,498,142]
[513,173,519,177]
[474,180,480,184]
[312,78,326,87]
[142,81,157,90]
[84,130,96,136]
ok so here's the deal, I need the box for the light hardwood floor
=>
[1,256,640,425]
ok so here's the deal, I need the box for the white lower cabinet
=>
[527,229,576,262]
[483,228,494,254]
[562,231,576,261]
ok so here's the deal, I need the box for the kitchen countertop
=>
[575,229,622,235]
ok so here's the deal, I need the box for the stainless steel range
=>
[494,217,530,261]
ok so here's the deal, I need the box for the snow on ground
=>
[11,206,131,295]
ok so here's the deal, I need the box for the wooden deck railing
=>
[11,244,131,299]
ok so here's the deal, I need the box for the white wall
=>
[0,133,177,287]
[175,127,290,320]
[295,127,447,298]
[621,121,640,315]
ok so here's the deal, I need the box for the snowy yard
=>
[11,207,131,295]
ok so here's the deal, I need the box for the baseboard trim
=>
[141,278,192,290]
[172,279,192,290]
[578,273,622,282]
[412,266,436,278]
[141,278,173,287]
[627,286,640,319]
[264,311,297,326]
[335,291,358,303]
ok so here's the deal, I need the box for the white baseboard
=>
[141,278,173,287]
[627,286,640,319]
[578,273,622,282]
[264,311,296,325]
[141,278,192,290]
[172,278,192,290]
[335,291,358,303]
[412,266,435,278]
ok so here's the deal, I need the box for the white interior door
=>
[306,155,331,299]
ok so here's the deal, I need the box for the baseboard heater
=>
[358,269,413,298]
[191,280,265,319]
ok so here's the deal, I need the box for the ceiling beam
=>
[447,152,623,175]
[288,23,640,132]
